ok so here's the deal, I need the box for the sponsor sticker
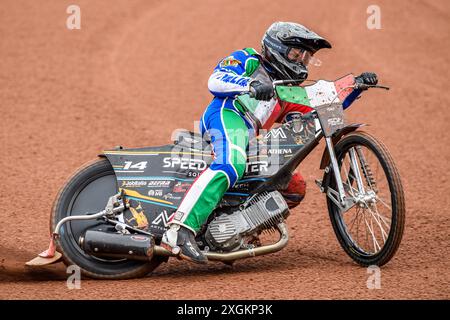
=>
[163,157,207,171]
[131,235,148,242]
[151,210,176,227]
[174,211,185,221]
[268,149,292,155]
[126,202,149,229]
[173,182,191,193]
[246,161,268,173]
[265,127,287,140]
[148,189,163,197]
[121,180,147,188]
[233,182,250,189]
[163,193,183,201]
[220,56,241,67]
[147,180,172,188]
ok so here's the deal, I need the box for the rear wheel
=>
[50,158,165,279]
[327,131,405,266]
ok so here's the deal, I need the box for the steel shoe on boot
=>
[161,224,208,264]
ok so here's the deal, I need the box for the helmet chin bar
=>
[288,63,308,80]
[268,49,308,81]
[265,59,307,82]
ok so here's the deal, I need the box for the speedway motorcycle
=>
[27,74,405,279]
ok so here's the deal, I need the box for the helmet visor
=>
[286,47,313,66]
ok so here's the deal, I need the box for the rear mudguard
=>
[319,123,366,190]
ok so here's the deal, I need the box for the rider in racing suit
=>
[162,22,378,263]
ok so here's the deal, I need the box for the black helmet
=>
[261,22,332,81]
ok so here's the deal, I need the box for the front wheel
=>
[326,131,405,266]
[50,158,165,279]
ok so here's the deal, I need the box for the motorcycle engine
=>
[205,191,289,251]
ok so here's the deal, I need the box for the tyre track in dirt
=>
[0,0,449,299]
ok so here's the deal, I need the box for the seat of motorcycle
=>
[173,129,211,147]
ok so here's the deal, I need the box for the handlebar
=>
[272,79,305,86]
[272,78,390,91]
[355,83,390,91]
[245,79,306,99]
[243,79,390,99]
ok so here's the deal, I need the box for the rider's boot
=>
[161,223,208,264]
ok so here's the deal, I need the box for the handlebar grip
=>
[355,83,370,90]
[355,83,390,91]
[247,87,256,98]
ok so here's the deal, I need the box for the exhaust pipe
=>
[153,222,289,261]
[80,222,288,263]
[79,230,155,261]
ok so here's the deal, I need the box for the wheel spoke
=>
[376,196,392,211]
[342,155,356,197]
[364,214,381,252]
[345,178,360,195]
[364,209,369,251]
[370,202,391,229]
[348,207,361,232]
[366,205,388,243]
[375,154,380,184]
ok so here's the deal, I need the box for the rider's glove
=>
[249,80,274,101]
[355,72,378,88]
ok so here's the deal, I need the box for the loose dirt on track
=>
[0,0,449,299]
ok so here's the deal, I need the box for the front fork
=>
[323,137,367,212]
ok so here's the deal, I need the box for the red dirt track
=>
[0,0,449,299]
